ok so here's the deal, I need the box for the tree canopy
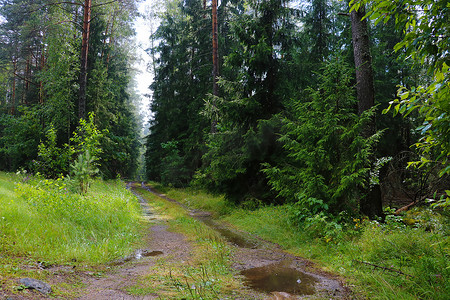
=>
[145,0,448,218]
[0,0,447,217]
[0,0,141,179]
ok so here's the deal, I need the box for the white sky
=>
[133,0,155,128]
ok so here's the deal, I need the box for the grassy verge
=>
[153,185,450,300]
[0,172,144,295]
[126,187,251,299]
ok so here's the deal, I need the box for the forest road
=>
[76,183,350,299]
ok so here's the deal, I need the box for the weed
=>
[0,172,143,266]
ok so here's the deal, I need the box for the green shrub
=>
[71,150,99,194]
[263,59,381,219]
[35,124,72,178]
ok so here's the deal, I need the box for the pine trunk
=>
[79,0,92,120]
[211,0,219,133]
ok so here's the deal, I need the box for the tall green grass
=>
[157,185,450,300]
[0,172,143,265]
[151,183,233,216]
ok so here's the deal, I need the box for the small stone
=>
[19,278,52,294]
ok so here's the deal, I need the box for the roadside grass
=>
[128,187,250,299]
[153,185,450,300]
[150,182,233,216]
[0,171,144,295]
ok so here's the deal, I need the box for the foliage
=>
[0,106,42,171]
[145,0,211,183]
[197,120,280,203]
[70,150,99,194]
[70,112,105,161]
[35,124,72,178]
[386,69,450,176]
[197,0,299,203]
[159,141,190,187]
[431,190,450,211]
[31,112,103,186]
[263,59,381,216]
[0,0,140,179]
[39,5,79,139]
[351,0,450,179]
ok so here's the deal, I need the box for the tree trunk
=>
[79,0,92,120]
[351,7,374,115]
[39,49,45,104]
[24,55,30,104]
[11,58,16,115]
[211,0,219,133]
[350,5,383,219]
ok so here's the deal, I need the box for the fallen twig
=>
[352,260,414,278]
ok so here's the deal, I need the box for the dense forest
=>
[0,0,448,298]
[145,0,449,219]
[0,0,141,179]
[0,0,449,217]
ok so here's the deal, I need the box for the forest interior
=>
[0,0,449,299]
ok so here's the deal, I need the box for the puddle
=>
[195,215,258,248]
[136,250,164,259]
[111,249,164,265]
[240,262,318,295]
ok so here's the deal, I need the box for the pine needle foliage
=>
[70,150,99,194]
[263,59,382,217]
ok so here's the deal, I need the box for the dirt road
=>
[3,183,349,299]
[80,184,347,299]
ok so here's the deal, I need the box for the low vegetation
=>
[0,172,143,288]
[158,185,450,300]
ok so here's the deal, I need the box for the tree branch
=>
[353,260,414,278]
[13,72,39,87]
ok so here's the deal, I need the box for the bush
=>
[263,59,381,217]
[35,124,72,178]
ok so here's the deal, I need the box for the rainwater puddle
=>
[110,249,164,266]
[135,249,164,260]
[240,262,318,295]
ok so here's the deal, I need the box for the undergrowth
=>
[158,185,450,300]
[0,171,143,267]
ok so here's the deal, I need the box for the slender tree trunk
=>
[11,58,16,115]
[24,55,30,104]
[38,31,45,104]
[106,11,116,70]
[79,0,92,120]
[350,5,383,219]
[211,0,219,133]
[39,50,45,104]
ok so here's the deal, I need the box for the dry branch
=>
[353,260,413,278]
